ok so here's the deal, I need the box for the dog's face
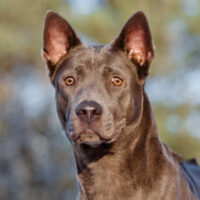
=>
[52,47,142,147]
[42,11,154,147]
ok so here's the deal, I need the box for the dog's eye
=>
[112,76,123,86]
[65,76,75,86]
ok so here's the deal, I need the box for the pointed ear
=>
[42,11,81,77]
[111,11,155,77]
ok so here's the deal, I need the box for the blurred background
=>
[0,0,200,199]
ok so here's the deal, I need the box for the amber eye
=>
[112,76,123,86]
[65,76,75,86]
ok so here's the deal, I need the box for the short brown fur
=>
[42,10,197,200]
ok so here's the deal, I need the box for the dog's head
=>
[42,11,154,147]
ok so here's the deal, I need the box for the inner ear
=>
[111,11,155,77]
[42,11,82,78]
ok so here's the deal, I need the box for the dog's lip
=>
[102,118,126,143]
[70,129,99,141]
[80,128,97,135]
[71,118,126,145]
[73,129,101,147]
[103,118,126,140]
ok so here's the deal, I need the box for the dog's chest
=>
[78,161,196,200]
[79,165,135,200]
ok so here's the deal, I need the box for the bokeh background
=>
[0,0,200,199]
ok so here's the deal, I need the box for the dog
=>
[42,10,200,200]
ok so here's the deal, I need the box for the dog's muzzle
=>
[69,101,125,147]
[71,101,103,147]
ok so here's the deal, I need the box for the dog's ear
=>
[111,11,155,78]
[42,11,81,77]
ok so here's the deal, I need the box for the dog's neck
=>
[72,91,171,199]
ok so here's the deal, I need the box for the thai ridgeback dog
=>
[42,10,200,200]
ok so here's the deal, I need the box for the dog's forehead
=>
[60,45,111,70]
[56,45,136,79]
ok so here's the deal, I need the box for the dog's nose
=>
[76,101,103,123]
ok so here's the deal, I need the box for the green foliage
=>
[0,0,64,69]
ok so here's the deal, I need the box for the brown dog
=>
[42,10,197,200]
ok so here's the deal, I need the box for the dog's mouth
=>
[75,129,102,148]
[71,118,126,148]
